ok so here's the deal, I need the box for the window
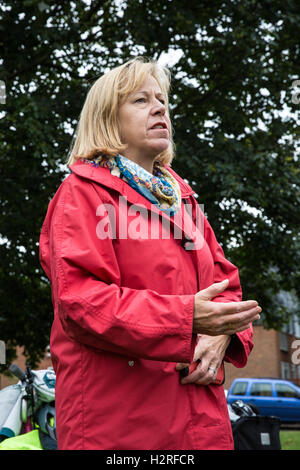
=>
[294,315,300,339]
[280,332,288,352]
[231,381,247,396]
[275,383,300,398]
[281,361,291,379]
[250,382,272,397]
[288,318,294,335]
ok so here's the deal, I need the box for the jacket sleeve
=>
[39,176,196,364]
[203,211,254,368]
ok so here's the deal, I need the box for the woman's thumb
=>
[196,279,229,301]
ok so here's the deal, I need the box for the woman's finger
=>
[180,361,203,384]
[193,295,261,336]
[196,363,219,385]
[195,279,229,301]
[221,306,261,333]
[217,299,259,315]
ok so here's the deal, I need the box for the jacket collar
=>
[70,159,195,199]
[69,159,200,245]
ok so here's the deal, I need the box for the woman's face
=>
[118,75,171,169]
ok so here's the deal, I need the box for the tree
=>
[0,0,299,368]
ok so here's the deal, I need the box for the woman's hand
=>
[193,279,261,336]
[176,334,231,385]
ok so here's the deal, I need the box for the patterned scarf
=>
[81,154,182,216]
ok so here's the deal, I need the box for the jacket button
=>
[128,360,134,367]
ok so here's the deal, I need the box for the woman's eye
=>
[134,97,165,105]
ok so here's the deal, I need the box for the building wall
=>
[279,330,300,385]
[224,324,300,390]
[224,326,280,390]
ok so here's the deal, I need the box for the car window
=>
[250,382,272,396]
[275,383,300,398]
[231,381,248,396]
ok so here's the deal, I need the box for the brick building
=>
[224,314,300,390]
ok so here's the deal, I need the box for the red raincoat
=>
[39,159,253,450]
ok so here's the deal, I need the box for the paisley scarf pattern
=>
[81,154,181,216]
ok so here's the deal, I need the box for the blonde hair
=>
[67,57,174,167]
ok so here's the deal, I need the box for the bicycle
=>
[0,363,57,450]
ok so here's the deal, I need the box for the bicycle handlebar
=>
[9,363,26,382]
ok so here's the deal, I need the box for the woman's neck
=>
[121,152,155,174]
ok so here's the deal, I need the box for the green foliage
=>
[0,0,299,367]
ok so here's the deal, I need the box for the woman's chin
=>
[147,139,170,157]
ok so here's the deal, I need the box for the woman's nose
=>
[152,100,166,116]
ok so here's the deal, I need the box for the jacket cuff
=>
[181,295,197,364]
[224,330,253,368]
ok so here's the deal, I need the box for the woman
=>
[39,57,261,450]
